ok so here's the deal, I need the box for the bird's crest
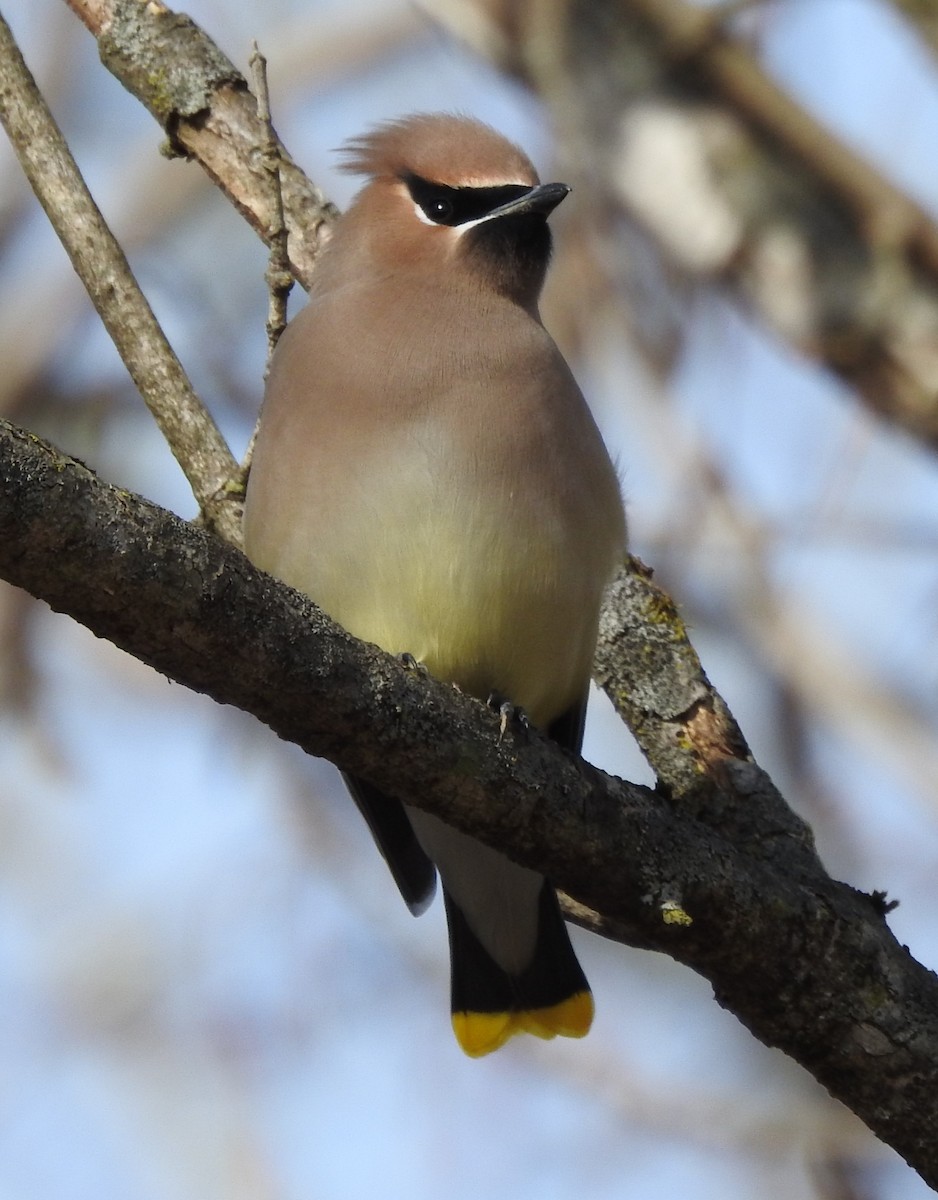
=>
[338,113,539,190]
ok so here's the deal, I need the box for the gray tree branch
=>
[1,416,937,1186]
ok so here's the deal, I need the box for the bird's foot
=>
[397,652,429,677]
[486,693,530,742]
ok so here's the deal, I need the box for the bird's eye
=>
[427,195,454,223]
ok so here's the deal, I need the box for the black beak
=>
[485,181,571,221]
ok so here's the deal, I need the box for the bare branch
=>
[595,559,752,799]
[63,0,338,289]
[0,9,241,542]
[249,41,293,373]
[240,40,293,485]
[2,413,938,1188]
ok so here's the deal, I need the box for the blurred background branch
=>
[888,0,938,60]
[428,0,938,451]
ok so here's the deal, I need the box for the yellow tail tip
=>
[453,991,594,1057]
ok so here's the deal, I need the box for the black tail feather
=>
[444,880,588,1015]
[342,773,436,915]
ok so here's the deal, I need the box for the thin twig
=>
[0,9,242,544]
[241,40,295,486]
[250,41,293,376]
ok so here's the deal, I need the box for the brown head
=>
[327,113,569,311]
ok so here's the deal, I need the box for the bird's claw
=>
[397,652,429,676]
[487,694,530,742]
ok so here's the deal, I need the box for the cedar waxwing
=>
[243,113,626,1056]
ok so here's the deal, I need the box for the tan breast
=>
[243,279,625,727]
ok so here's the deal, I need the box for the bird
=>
[242,113,626,1057]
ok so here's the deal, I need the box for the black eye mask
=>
[403,174,533,227]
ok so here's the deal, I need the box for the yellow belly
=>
[295,498,599,728]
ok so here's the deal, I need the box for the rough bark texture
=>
[2,417,938,1188]
[66,0,337,288]
[593,559,820,867]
